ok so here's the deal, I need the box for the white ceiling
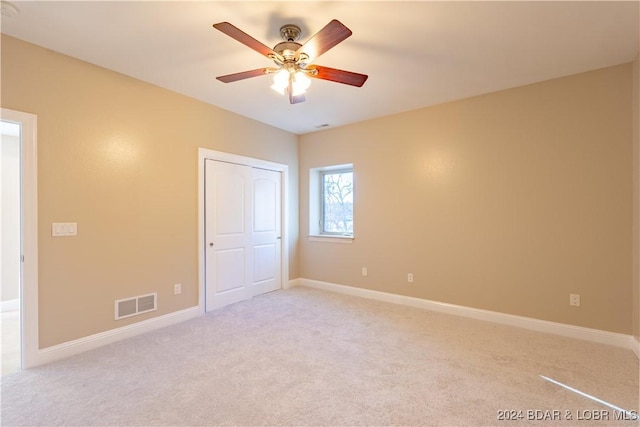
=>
[1,1,639,135]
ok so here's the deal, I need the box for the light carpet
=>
[1,287,638,426]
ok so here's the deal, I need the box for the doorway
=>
[1,108,38,371]
[198,149,289,313]
[1,120,21,374]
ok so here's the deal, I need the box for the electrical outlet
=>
[408,273,414,283]
[174,283,182,295]
[569,293,580,307]
[52,222,78,237]
[362,267,368,277]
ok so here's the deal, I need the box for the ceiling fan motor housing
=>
[274,25,304,63]
[273,41,303,62]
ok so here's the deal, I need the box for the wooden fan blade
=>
[216,68,270,83]
[307,66,368,87]
[213,22,280,60]
[296,19,352,64]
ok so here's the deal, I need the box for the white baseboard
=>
[633,336,640,360]
[29,306,200,369]
[286,278,304,289]
[293,278,636,352]
[1,298,19,312]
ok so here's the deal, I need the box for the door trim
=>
[1,108,38,369]
[198,148,289,315]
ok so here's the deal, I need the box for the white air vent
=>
[115,293,157,320]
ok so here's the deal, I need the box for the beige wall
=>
[1,33,635,347]
[1,35,299,348]
[633,53,639,342]
[300,64,633,334]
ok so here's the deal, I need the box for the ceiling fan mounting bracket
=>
[279,24,301,42]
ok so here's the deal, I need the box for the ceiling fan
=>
[212,20,368,104]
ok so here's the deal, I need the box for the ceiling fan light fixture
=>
[271,68,312,97]
[270,69,290,95]
[291,71,311,95]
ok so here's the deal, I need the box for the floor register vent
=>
[114,293,157,320]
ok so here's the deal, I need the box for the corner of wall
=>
[633,53,639,342]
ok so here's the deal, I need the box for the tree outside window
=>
[321,169,353,235]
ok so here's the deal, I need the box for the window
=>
[320,168,353,235]
[309,164,354,239]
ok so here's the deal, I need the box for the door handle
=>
[209,242,214,247]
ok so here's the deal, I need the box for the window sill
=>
[307,235,354,244]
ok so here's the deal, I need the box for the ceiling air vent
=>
[115,293,157,320]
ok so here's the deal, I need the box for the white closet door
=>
[205,160,282,312]
[251,168,281,296]
[205,160,252,311]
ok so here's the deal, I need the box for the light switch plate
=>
[52,222,77,237]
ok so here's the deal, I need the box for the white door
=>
[205,160,282,311]
[205,160,252,310]
[251,168,281,296]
